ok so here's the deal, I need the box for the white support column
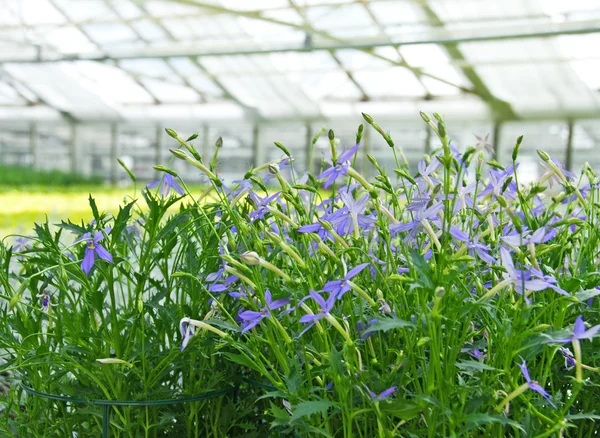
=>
[565,120,574,172]
[202,125,210,161]
[305,123,313,174]
[154,124,162,178]
[362,123,371,178]
[110,123,118,184]
[252,124,266,167]
[30,123,39,169]
[69,123,78,174]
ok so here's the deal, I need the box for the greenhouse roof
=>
[1,0,599,123]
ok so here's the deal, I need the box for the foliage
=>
[1,114,600,437]
[0,165,103,188]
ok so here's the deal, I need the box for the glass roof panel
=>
[0,0,599,122]
[54,0,118,22]
[354,68,426,97]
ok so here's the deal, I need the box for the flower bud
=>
[361,112,374,124]
[215,137,223,148]
[268,163,280,175]
[328,129,335,141]
[240,251,261,266]
[170,148,188,160]
[420,111,431,123]
[165,128,178,139]
[537,149,551,162]
[512,135,523,162]
[153,165,179,177]
[274,141,291,157]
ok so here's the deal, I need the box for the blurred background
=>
[0,0,599,233]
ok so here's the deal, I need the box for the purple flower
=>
[12,237,31,260]
[500,248,567,299]
[390,201,444,243]
[332,192,376,237]
[517,357,556,408]
[367,385,398,400]
[317,143,359,189]
[415,159,441,191]
[502,227,555,247]
[543,316,600,344]
[357,319,378,341]
[238,290,291,334]
[472,349,487,361]
[479,165,517,200]
[299,290,336,329]
[36,290,53,312]
[179,318,196,351]
[559,347,576,370]
[473,133,494,155]
[248,191,281,222]
[323,263,369,300]
[79,232,113,275]
[449,227,496,264]
[146,173,184,197]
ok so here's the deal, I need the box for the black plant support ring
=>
[20,382,235,438]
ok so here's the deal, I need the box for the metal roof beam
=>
[414,0,518,120]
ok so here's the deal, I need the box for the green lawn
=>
[0,186,134,238]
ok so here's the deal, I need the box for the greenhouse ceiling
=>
[0,0,599,123]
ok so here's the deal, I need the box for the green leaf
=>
[459,413,524,434]
[111,200,136,240]
[290,400,339,423]
[55,219,87,235]
[409,248,434,289]
[222,353,263,374]
[88,194,101,225]
[378,399,421,421]
[565,413,600,421]
[575,288,600,302]
[456,360,496,372]
[364,317,415,334]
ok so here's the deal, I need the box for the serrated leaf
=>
[222,353,262,374]
[55,219,87,235]
[575,289,600,302]
[290,400,338,423]
[566,413,600,421]
[459,413,524,433]
[88,194,101,224]
[111,200,136,239]
[456,360,496,372]
[364,317,415,334]
[378,399,421,421]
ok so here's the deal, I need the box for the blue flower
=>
[317,143,359,189]
[146,173,184,197]
[517,357,556,408]
[322,262,369,300]
[79,231,113,275]
[543,315,600,344]
[238,290,291,334]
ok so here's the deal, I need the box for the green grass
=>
[0,164,103,189]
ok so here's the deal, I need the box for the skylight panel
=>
[140,79,201,103]
[45,26,95,54]
[0,82,25,104]
[368,2,426,25]
[111,0,144,20]
[74,61,155,104]
[19,0,66,25]
[354,68,426,98]
[54,0,117,22]
[400,44,450,68]
[334,50,390,69]
[83,22,138,46]
[119,59,174,79]
[130,19,169,42]
[305,4,374,30]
